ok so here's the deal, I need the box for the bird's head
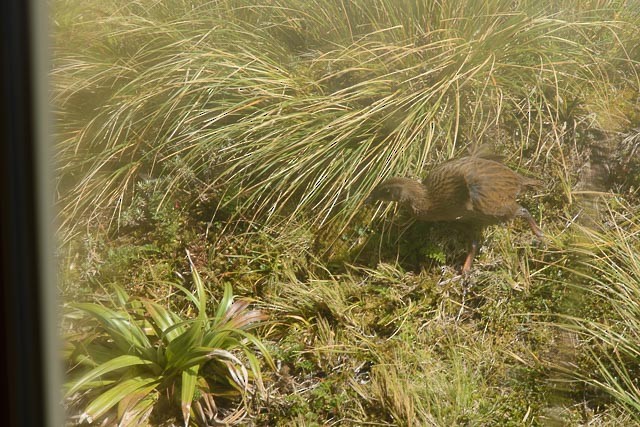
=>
[367,177,424,204]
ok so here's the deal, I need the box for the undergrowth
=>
[54,0,640,425]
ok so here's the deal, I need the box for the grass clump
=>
[53,0,640,242]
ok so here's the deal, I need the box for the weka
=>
[369,153,543,273]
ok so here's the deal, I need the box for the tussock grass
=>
[54,0,639,242]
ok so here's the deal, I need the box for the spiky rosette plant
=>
[64,252,274,426]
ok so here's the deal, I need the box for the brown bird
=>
[369,152,543,273]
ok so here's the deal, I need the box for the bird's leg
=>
[517,206,544,238]
[458,239,478,320]
[462,239,478,274]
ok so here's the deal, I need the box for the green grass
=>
[53,0,640,425]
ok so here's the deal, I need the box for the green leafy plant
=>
[64,252,274,426]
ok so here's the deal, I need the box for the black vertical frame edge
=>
[1,0,60,425]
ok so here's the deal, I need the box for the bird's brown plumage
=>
[369,153,543,272]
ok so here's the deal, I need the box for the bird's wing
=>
[462,160,522,217]
[423,160,471,209]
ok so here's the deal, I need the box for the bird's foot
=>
[437,266,462,287]
[455,274,474,322]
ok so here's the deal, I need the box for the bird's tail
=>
[468,144,504,162]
